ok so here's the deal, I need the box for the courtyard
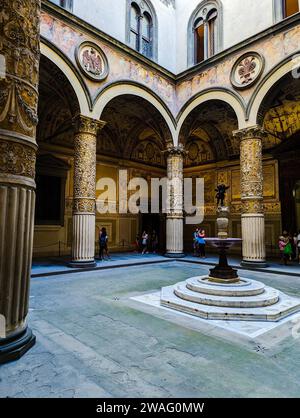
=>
[1,261,300,398]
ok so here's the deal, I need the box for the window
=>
[194,18,205,63]
[283,0,299,17]
[50,0,73,11]
[274,0,299,21]
[127,1,156,60]
[189,2,222,66]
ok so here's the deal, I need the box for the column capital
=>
[165,144,187,157]
[233,125,267,141]
[73,115,106,136]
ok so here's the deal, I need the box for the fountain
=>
[160,186,300,322]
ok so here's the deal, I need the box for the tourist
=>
[198,229,206,259]
[193,228,199,256]
[141,231,149,255]
[279,233,287,264]
[279,231,292,265]
[293,233,298,261]
[99,227,110,261]
[151,230,158,253]
[134,234,140,253]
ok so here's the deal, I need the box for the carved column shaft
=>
[71,115,105,267]
[0,0,41,363]
[234,126,266,266]
[165,146,185,257]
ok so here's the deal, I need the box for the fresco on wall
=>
[40,12,176,114]
[176,25,300,114]
[41,11,300,118]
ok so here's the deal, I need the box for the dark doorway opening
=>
[275,134,300,234]
[140,213,166,253]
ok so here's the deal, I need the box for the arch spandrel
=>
[40,11,176,120]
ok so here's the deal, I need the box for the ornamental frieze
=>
[0,0,41,138]
[73,135,97,200]
[0,139,36,179]
[73,198,95,214]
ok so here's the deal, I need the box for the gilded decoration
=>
[0,0,41,138]
[0,139,36,179]
[73,115,105,214]
[233,126,265,214]
[76,42,109,81]
[166,146,184,216]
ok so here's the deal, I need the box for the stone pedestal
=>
[0,1,41,363]
[165,147,185,258]
[234,126,267,268]
[70,116,105,268]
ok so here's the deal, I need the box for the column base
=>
[241,260,268,269]
[0,327,36,365]
[165,253,186,259]
[69,260,97,269]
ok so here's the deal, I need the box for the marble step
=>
[161,283,300,322]
[186,276,266,297]
[174,283,279,308]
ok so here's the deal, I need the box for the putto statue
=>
[215,184,230,207]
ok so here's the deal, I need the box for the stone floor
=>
[31,252,300,277]
[1,261,300,398]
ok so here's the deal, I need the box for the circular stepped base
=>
[186,277,266,297]
[160,276,300,322]
[175,281,279,308]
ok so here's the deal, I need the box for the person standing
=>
[151,230,158,253]
[293,233,298,261]
[99,227,110,261]
[198,229,206,259]
[193,228,199,256]
[141,231,149,255]
[279,231,292,266]
[278,234,286,264]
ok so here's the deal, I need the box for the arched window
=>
[50,0,73,11]
[194,18,205,63]
[142,12,153,58]
[274,0,299,21]
[130,3,140,50]
[127,1,156,60]
[189,2,222,66]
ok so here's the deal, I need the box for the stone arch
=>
[92,82,177,144]
[176,89,247,146]
[247,53,300,125]
[41,41,91,116]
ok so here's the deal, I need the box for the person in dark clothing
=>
[99,227,110,261]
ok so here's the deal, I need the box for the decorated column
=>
[165,146,185,258]
[233,126,267,267]
[70,115,105,268]
[0,0,41,363]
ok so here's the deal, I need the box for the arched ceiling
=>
[260,73,300,150]
[99,95,173,167]
[37,55,80,147]
[179,100,239,167]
